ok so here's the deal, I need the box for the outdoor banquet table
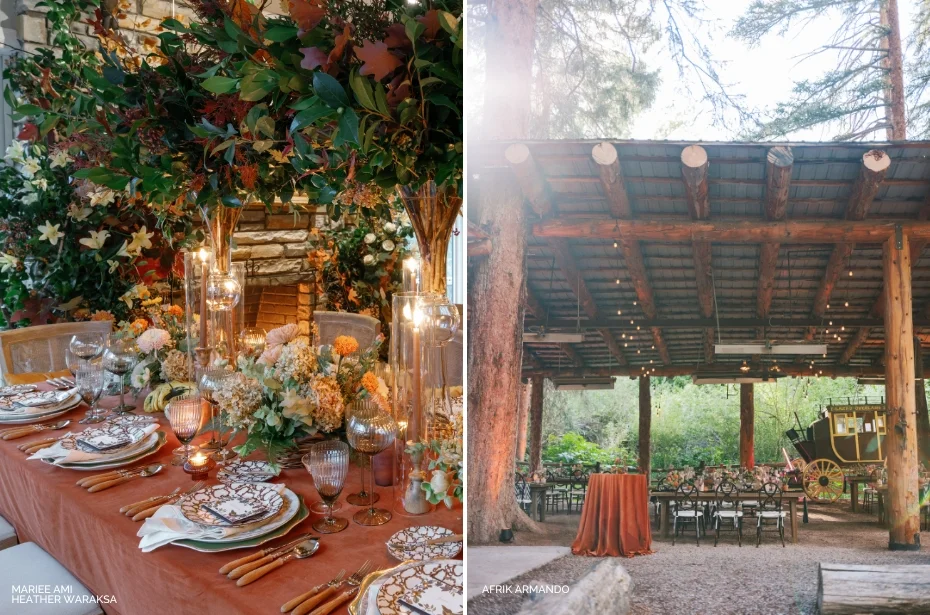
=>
[571,474,651,557]
[0,384,463,615]
[650,489,802,543]
[847,475,873,512]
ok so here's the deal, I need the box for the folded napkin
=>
[137,482,287,552]
[28,423,158,464]
[0,390,79,415]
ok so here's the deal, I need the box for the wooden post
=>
[882,233,920,550]
[515,381,531,462]
[638,376,651,477]
[740,383,755,469]
[527,376,545,474]
[916,337,930,466]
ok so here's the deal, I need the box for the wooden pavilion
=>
[468,139,930,550]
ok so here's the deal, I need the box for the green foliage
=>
[535,376,912,470]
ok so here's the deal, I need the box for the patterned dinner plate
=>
[174,498,309,553]
[0,384,38,397]
[49,431,167,470]
[193,487,299,544]
[180,483,283,527]
[375,561,463,615]
[0,391,79,413]
[62,424,147,454]
[108,414,159,427]
[217,459,278,484]
[0,395,82,424]
[387,526,462,561]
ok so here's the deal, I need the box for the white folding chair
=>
[0,542,103,614]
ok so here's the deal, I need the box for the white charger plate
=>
[46,431,167,470]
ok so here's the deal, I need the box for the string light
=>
[616,278,620,284]
[844,301,849,307]
[613,241,618,249]
[617,309,622,315]
[827,303,831,309]
[633,301,638,306]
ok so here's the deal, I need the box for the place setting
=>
[0,387,82,425]
[25,421,166,471]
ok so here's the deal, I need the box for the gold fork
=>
[291,561,373,615]
[280,569,346,613]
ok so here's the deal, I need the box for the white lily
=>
[20,157,41,179]
[89,188,115,207]
[129,226,154,252]
[67,204,93,222]
[79,229,110,250]
[4,140,26,164]
[37,221,62,245]
[106,259,119,273]
[0,252,20,273]
[49,149,72,168]
[31,177,49,191]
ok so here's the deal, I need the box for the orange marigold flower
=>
[130,318,149,335]
[332,335,359,356]
[90,310,115,322]
[166,304,184,317]
[361,371,379,395]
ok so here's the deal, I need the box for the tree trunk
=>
[882,234,920,550]
[882,0,907,140]
[916,337,930,466]
[638,376,651,477]
[527,376,544,473]
[515,382,531,462]
[740,383,755,469]
[467,0,541,544]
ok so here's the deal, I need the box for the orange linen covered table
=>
[570,473,652,557]
[0,384,462,615]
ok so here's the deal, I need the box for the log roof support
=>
[757,147,794,341]
[594,142,670,364]
[682,145,716,364]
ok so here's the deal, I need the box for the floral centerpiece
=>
[418,385,463,508]
[215,323,383,466]
[307,207,414,333]
[112,295,197,413]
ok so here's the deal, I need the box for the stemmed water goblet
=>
[346,398,397,526]
[75,365,106,424]
[346,400,380,507]
[69,333,105,362]
[302,441,349,533]
[102,335,138,414]
[198,367,237,463]
[166,393,204,466]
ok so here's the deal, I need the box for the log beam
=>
[559,343,585,368]
[594,142,669,364]
[740,383,755,469]
[638,376,651,476]
[882,232,920,550]
[758,147,793,327]
[806,151,890,339]
[527,375,545,473]
[532,218,930,243]
[523,316,906,329]
[505,144,553,218]
[521,364,930,379]
[681,145,710,220]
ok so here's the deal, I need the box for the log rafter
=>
[508,145,628,367]
[593,142,670,364]
[757,147,794,340]
[682,145,716,365]
[804,151,891,342]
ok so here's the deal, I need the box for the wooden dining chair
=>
[313,311,380,349]
[0,321,111,385]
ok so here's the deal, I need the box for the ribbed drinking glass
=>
[303,441,349,533]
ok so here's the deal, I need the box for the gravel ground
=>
[467,504,930,615]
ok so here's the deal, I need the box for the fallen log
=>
[818,563,930,614]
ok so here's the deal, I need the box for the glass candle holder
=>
[239,327,267,358]
[183,450,216,480]
[390,291,434,516]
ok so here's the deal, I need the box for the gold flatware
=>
[305,587,359,615]
[86,463,164,493]
[120,487,182,516]
[222,532,317,577]
[281,570,345,613]
[291,561,373,615]
[77,464,154,488]
[236,539,320,587]
[0,420,71,440]
[389,533,464,550]
[132,481,205,521]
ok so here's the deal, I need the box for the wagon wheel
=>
[791,458,807,473]
[803,458,845,502]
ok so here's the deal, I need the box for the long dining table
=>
[651,489,802,544]
[0,384,463,615]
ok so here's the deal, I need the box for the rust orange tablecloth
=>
[0,385,462,615]
[571,473,652,557]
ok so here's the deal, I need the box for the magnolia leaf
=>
[202,76,239,94]
[300,46,328,71]
[252,139,274,152]
[265,25,298,42]
[240,70,277,101]
[255,115,276,138]
[288,0,326,32]
[438,11,458,35]
[349,70,377,111]
[290,102,332,132]
[212,138,236,155]
[355,41,402,82]
[427,93,460,117]
[334,107,359,146]
[312,72,349,109]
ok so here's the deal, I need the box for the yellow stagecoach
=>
[786,401,886,502]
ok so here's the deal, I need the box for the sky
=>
[631,0,918,142]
